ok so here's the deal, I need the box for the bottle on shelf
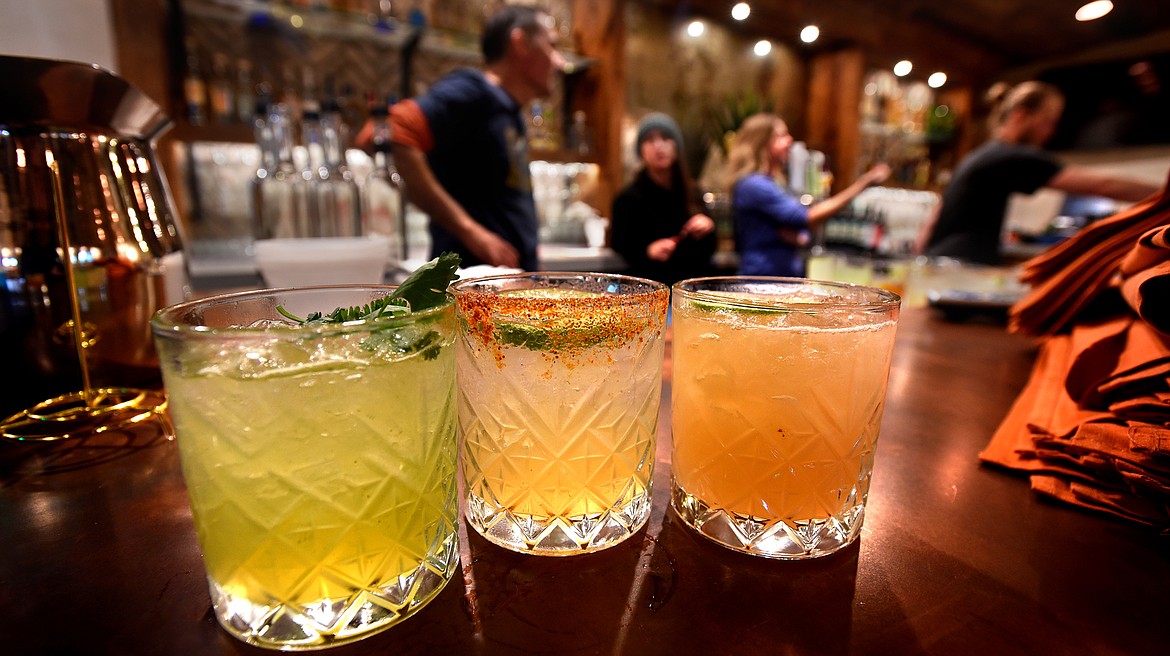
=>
[331,79,363,146]
[788,141,809,195]
[529,101,552,151]
[541,103,560,151]
[252,102,311,240]
[208,53,235,125]
[182,38,208,126]
[279,64,303,130]
[363,97,405,260]
[304,96,363,238]
[569,110,591,156]
[235,59,255,125]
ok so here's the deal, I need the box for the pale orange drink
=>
[453,273,669,556]
[671,277,899,559]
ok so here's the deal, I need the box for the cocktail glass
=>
[151,285,459,649]
[452,273,669,556]
[671,277,900,559]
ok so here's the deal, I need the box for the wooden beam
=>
[571,0,624,216]
[807,48,865,189]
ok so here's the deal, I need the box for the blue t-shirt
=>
[415,68,539,271]
[732,173,809,277]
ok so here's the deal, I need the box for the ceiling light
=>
[1075,0,1114,21]
[800,25,820,43]
[928,72,947,88]
[687,20,705,38]
[732,3,751,21]
[893,60,913,77]
[754,40,772,57]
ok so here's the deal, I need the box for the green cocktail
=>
[152,280,458,650]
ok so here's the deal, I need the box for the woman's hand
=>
[865,163,892,186]
[680,213,716,240]
[647,237,680,262]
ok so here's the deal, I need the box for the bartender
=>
[355,5,564,271]
[919,81,1160,264]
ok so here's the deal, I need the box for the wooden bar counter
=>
[2,309,1167,655]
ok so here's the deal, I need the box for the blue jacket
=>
[733,173,809,277]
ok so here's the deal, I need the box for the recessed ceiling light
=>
[1076,0,1114,21]
[732,3,751,21]
[754,40,773,57]
[928,72,947,88]
[893,60,913,77]
[687,20,705,38]
[800,25,820,43]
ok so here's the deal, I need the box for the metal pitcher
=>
[0,55,187,440]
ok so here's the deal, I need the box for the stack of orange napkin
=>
[981,174,1170,530]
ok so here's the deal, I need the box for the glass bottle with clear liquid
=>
[253,102,310,239]
[363,101,405,260]
[306,100,362,238]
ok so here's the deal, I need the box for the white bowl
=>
[253,236,393,288]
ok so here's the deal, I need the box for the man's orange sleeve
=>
[390,99,434,153]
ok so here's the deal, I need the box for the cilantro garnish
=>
[277,252,462,324]
[273,252,461,360]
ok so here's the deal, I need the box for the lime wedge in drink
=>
[492,287,641,351]
[689,291,791,315]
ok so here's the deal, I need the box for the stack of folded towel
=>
[980,175,1170,530]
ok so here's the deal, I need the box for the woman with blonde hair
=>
[728,113,889,277]
[920,80,1159,264]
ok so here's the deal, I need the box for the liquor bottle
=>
[209,53,235,125]
[788,141,808,195]
[279,65,303,129]
[306,98,363,238]
[253,102,310,239]
[529,101,549,151]
[299,99,326,236]
[569,110,591,156]
[541,103,560,151]
[363,99,405,260]
[182,39,208,126]
[235,59,255,125]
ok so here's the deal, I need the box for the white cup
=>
[253,236,392,288]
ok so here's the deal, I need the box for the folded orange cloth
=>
[1009,174,1170,337]
[1032,421,1170,481]
[1031,475,1169,528]
[1119,224,1170,276]
[1112,392,1170,427]
[1117,224,1170,334]
[1064,316,1131,407]
[1019,175,1168,285]
[1131,421,1170,455]
[981,338,1066,471]
[1066,317,1170,409]
[989,174,1170,530]
[982,334,1170,529]
[980,337,1108,468]
[1120,260,1170,335]
[1028,419,1170,527]
[1096,362,1170,407]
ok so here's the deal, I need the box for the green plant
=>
[705,91,772,153]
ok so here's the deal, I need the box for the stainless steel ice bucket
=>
[0,55,187,439]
